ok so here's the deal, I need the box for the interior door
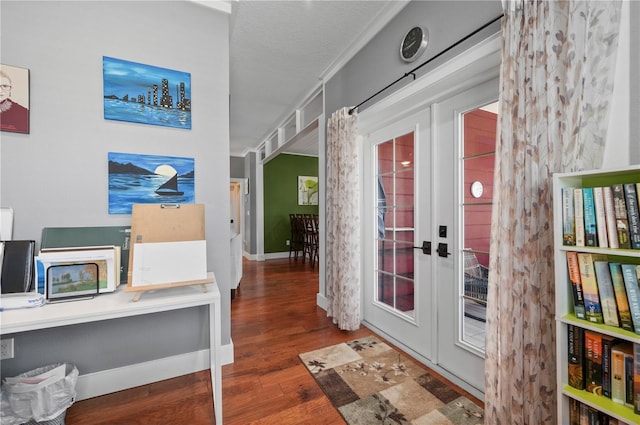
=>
[434,77,499,392]
[362,108,433,361]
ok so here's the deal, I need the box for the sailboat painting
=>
[155,173,184,196]
[108,152,195,214]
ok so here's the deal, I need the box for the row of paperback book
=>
[567,325,640,415]
[566,251,640,334]
[569,397,631,425]
[562,183,640,249]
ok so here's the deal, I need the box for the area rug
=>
[299,336,484,425]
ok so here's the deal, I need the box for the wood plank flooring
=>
[66,258,482,424]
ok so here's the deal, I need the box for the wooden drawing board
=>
[127,203,205,290]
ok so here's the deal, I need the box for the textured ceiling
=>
[227,0,405,156]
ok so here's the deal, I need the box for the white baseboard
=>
[221,339,234,365]
[75,342,235,401]
[263,251,291,260]
[316,293,327,310]
[244,251,264,261]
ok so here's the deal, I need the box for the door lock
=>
[436,243,451,257]
[414,241,431,255]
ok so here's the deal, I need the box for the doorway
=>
[433,78,498,392]
[230,178,246,293]
[358,34,500,398]
[362,109,434,361]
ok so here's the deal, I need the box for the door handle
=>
[436,243,451,258]
[414,241,431,255]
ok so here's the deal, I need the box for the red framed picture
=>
[0,64,29,134]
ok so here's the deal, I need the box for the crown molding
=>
[319,1,410,82]
[190,0,234,15]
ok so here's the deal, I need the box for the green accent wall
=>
[264,154,318,253]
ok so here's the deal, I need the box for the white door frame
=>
[253,115,327,306]
[358,32,501,401]
[230,178,247,249]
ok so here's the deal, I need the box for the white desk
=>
[0,278,222,424]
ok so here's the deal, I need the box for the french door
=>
[434,77,498,392]
[361,77,498,395]
[362,109,434,361]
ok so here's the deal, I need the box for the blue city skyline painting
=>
[103,56,191,129]
[108,152,195,214]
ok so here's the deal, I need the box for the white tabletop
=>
[1,281,219,335]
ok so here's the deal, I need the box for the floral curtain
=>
[484,1,622,424]
[326,107,360,331]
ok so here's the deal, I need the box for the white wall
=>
[603,0,633,168]
[0,0,231,377]
[630,0,640,164]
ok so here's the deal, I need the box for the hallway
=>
[223,258,371,424]
[224,258,483,424]
[67,258,481,424]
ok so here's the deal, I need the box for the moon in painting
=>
[155,164,178,177]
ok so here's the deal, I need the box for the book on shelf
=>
[575,187,586,247]
[624,351,634,408]
[603,186,620,249]
[569,397,580,425]
[601,334,616,398]
[611,341,633,405]
[593,187,609,248]
[41,225,131,285]
[583,188,599,247]
[577,252,605,324]
[594,260,621,327]
[568,324,585,390]
[584,330,603,396]
[634,342,640,414]
[620,264,640,335]
[586,406,600,425]
[609,262,635,332]
[637,182,640,228]
[0,240,35,293]
[567,251,587,320]
[563,187,577,246]
[35,245,120,297]
[611,184,631,249]
[579,401,589,425]
[571,398,621,425]
[624,183,640,249]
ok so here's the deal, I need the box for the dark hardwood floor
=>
[66,257,481,424]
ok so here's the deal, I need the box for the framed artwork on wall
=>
[108,152,195,214]
[298,176,318,206]
[0,64,29,134]
[103,56,191,129]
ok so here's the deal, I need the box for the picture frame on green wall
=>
[298,176,318,205]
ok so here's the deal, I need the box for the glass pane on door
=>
[461,105,497,351]
[376,133,415,318]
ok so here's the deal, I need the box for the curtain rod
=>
[348,14,504,115]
